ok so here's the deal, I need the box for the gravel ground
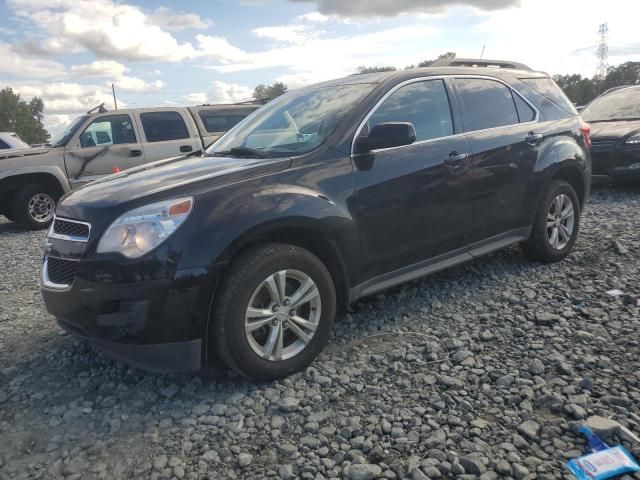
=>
[1,185,640,480]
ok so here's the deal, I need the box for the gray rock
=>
[238,453,253,468]
[517,420,540,440]
[459,455,487,475]
[348,463,382,480]
[279,397,300,412]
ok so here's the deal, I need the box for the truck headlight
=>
[626,133,640,145]
[97,197,193,258]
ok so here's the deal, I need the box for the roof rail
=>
[429,58,532,71]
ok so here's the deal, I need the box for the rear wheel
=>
[521,180,580,263]
[10,184,58,230]
[211,243,336,381]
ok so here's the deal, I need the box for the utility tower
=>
[596,23,609,78]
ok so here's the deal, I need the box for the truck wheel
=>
[11,184,59,230]
[521,180,580,263]
[211,243,336,381]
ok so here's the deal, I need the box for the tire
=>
[10,184,58,230]
[212,243,336,381]
[521,180,581,263]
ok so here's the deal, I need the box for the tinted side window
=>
[514,94,536,122]
[521,78,577,115]
[0,139,9,149]
[140,111,190,142]
[369,79,454,142]
[199,111,253,133]
[454,78,519,132]
[79,115,136,148]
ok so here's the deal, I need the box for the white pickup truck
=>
[0,132,31,151]
[0,103,260,229]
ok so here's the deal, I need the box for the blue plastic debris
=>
[567,426,640,479]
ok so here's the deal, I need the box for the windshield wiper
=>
[212,146,270,159]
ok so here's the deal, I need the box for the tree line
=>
[0,88,49,145]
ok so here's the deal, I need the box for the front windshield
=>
[49,115,88,147]
[207,83,374,158]
[582,88,640,122]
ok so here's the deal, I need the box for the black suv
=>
[41,59,591,380]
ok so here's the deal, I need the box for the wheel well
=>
[0,173,65,208]
[223,227,350,316]
[552,166,586,206]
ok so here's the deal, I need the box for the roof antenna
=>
[112,83,118,110]
[480,45,486,59]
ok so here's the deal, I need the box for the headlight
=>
[97,197,193,258]
[626,133,640,145]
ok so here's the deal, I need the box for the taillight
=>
[580,123,592,149]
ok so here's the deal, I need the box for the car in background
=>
[0,102,260,229]
[41,58,591,380]
[0,132,31,151]
[581,85,640,182]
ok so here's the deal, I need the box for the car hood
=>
[588,120,640,141]
[57,154,291,218]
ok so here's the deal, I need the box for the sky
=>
[0,0,639,136]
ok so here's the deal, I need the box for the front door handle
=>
[180,145,193,153]
[526,132,543,145]
[128,149,143,157]
[445,152,469,166]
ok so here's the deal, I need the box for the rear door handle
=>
[526,132,543,144]
[180,145,193,153]
[128,149,143,157]
[445,152,469,166]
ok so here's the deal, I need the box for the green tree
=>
[553,74,600,106]
[417,51,457,68]
[0,88,49,144]
[603,61,640,91]
[356,65,397,74]
[253,82,288,101]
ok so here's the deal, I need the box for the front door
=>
[352,78,477,280]
[64,113,145,187]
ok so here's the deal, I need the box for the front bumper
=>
[41,254,218,373]
[591,144,640,180]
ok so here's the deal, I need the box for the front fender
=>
[180,181,360,286]
[0,163,71,196]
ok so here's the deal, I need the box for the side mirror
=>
[354,122,416,154]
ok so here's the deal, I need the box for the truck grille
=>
[47,257,79,286]
[52,218,90,241]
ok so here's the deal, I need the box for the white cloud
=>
[185,81,253,104]
[252,24,318,45]
[7,82,117,115]
[70,60,127,78]
[149,7,212,32]
[296,11,329,23]
[0,42,67,78]
[196,35,251,63]
[8,0,199,61]
[114,76,164,92]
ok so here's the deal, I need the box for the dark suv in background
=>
[581,85,640,182]
[41,58,591,380]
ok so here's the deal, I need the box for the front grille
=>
[47,257,79,286]
[52,218,90,240]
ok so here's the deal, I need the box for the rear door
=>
[134,109,201,162]
[452,77,540,242]
[63,113,145,187]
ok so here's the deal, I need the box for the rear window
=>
[520,78,577,115]
[199,111,252,133]
[140,111,190,142]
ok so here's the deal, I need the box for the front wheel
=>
[521,179,581,263]
[11,184,59,230]
[211,243,336,381]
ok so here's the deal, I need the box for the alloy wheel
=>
[546,193,574,250]
[244,269,321,361]
[28,193,55,223]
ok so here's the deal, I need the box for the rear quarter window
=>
[140,111,190,142]
[520,78,577,115]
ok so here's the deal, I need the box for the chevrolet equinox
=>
[41,59,592,380]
